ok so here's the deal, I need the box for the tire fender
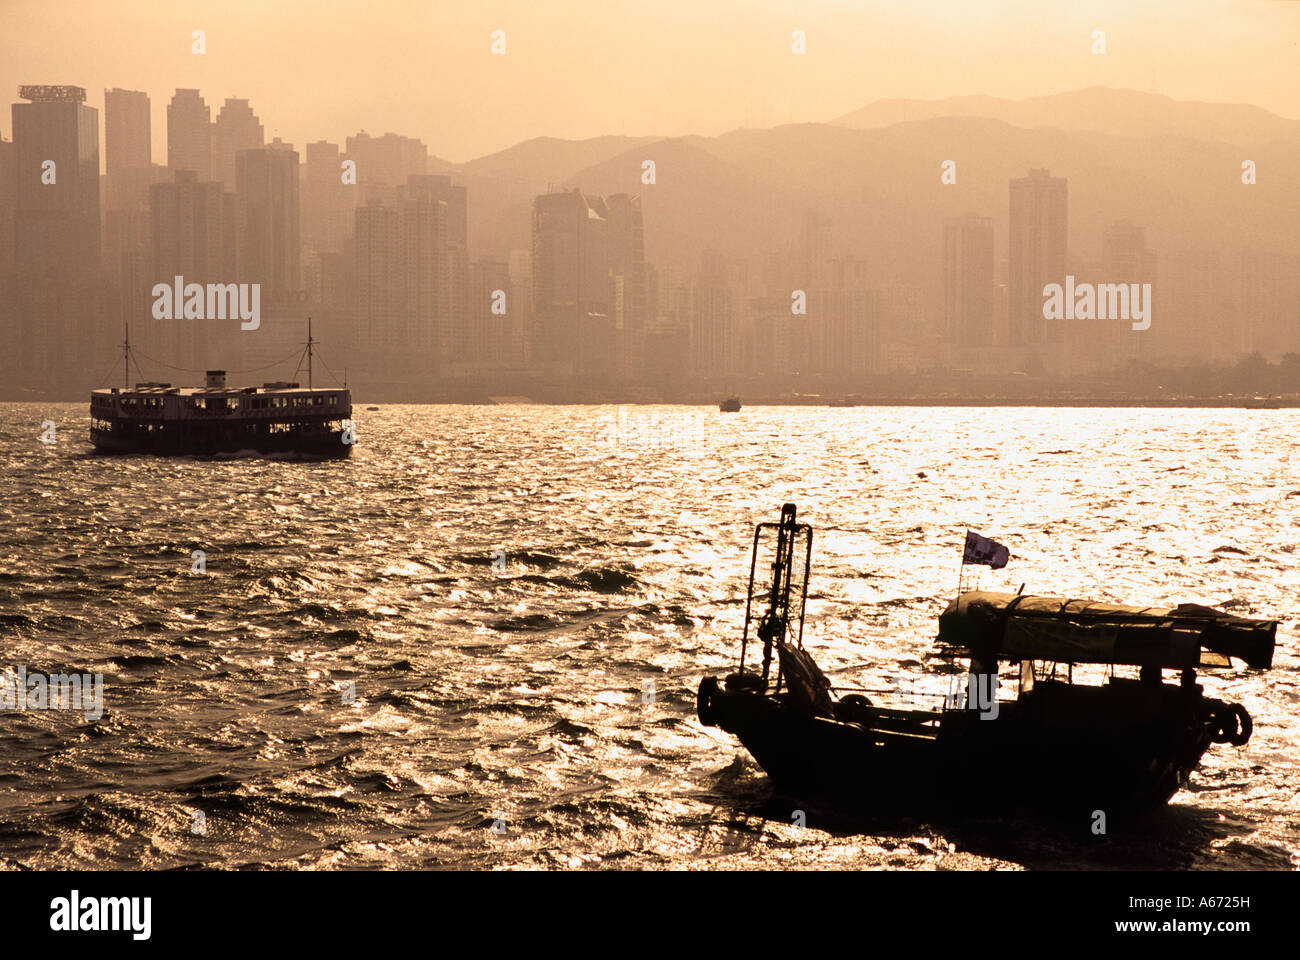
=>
[697,676,720,727]
[1228,703,1252,747]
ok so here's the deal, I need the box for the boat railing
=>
[736,503,812,692]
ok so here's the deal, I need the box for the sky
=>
[2,0,1298,163]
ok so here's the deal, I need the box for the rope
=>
[313,350,346,388]
[130,347,306,377]
[91,356,124,389]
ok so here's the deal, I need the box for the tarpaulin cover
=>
[938,592,1276,670]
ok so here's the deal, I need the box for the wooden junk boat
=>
[696,504,1277,819]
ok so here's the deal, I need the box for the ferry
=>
[696,504,1276,823]
[90,323,353,458]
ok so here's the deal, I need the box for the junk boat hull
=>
[700,675,1229,818]
[696,503,1274,821]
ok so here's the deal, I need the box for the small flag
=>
[963,530,1010,569]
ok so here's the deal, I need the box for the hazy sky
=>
[3,0,1297,163]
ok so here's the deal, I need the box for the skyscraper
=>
[235,145,300,303]
[11,84,101,277]
[1236,249,1300,360]
[943,213,994,348]
[104,88,150,172]
[689,248,738,380]
[166,89,211,181]
[1008,168,1067,350]
[405,175,467,364]
[1097,219,1152,368]
[506,249,533,363]
[103,88,161,211]
[396,183,447,357]
[211,98,264,189]
[10,84,104,389]
[302,140,352,255]
[0,134,15,275]
[470,258,511,364]
[532,189,613,373]
[602,194,646,378]
[150,172,234,284]
[353,200,401,354]
[343,131,427,203]
[149,170,236,369]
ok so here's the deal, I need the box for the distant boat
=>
[719,397,741,412]
[366,405,380,411]
[90,321,353,458]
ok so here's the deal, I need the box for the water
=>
[0,403,1296,870]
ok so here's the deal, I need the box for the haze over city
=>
[4,0,1298,161]
[1,0,1298,402]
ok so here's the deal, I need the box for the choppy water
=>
[0,403,1296,870]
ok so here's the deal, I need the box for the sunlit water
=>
[0,403,1296,870]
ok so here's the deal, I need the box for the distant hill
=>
[458,135,660,187]
[832,87,1300,145]
[439,88,1299,284]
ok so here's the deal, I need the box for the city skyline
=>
[2,21,1298,402]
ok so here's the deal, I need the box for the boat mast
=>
[307,316,313,390]
[123,322,130,388]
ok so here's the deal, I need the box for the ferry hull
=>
[91,420,353,458]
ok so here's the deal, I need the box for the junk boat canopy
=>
[938,591,1277,671]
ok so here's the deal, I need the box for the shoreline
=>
[4,396,1297,409]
